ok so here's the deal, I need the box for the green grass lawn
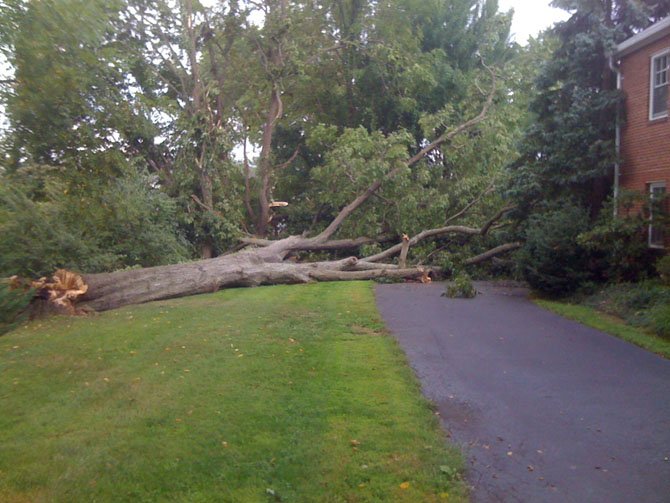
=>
[0,282,466,502]
[535,299,670,359]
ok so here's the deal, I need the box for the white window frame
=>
[649,48,670,121]
[648,181,666,248]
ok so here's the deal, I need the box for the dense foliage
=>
[0,163,190,277]
[510,0,670,293]
[0,0,532,277]
[578,280,670,338]
[0,281,32,335]
[516,202,593,295]
[0,0,665,289]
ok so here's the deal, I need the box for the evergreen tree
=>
[509,0,670,214]
[509,0,670,293]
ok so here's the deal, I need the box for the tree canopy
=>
[4,0,663,300]
[0,0,533,278]
[508,0,670,293]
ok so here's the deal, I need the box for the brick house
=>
[615,17,670,248]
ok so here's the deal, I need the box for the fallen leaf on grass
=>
[350,439,361,447]
[440,465,456,476]
[399,481,410,490]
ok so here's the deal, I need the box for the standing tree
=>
[508,0,670,293]
[509,0,670,213]
[0,0,191,276]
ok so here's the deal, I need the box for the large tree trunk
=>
[80,237,429,311]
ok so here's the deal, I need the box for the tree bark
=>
[256,0,289,236]
[80,238,429,312]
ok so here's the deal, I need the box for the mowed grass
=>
[0,282,466,502]
[535,299,670,359]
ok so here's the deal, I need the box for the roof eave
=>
[616,17,670,59]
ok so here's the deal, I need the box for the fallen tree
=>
[45,62,518,312]
[81,223,520,311]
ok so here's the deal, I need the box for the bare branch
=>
[308,268,430,282]
[365,226,481,263]
[348,261,399,271]
[364,199,515,264]
[406,59,497,167]
[314,179,384,242]
[241,235,394,251]
[398,234,410,269]
[271,87,284,127]
[243,134,256,222]
[274,144,300,171]
[480,205,516,236]
[445,181,496,224]
[464,242,521,265]
[190,194,224,219]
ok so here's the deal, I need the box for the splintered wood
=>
[10,269,88,315]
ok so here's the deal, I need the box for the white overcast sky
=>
[499,0,571,43]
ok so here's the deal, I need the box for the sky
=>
[499,0,571,43]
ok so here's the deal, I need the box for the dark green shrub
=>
[577,207,656,282]
[443,272,477,299]
[0,165,191,277]
[609,281,670,312]
[584,281,670,337]
[657,255,670,286]
[647,303,670,338]
[0,283,33,335]
[516,203,593,296]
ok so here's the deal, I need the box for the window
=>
[650,50,669,120]
[649,182,667,248]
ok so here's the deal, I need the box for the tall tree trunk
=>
[257,86,282,236]
[256,0,288,236]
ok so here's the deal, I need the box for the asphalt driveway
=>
[375,282,670,503]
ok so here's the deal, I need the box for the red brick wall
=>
[619,34,670,247]
[620,35,670,191]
